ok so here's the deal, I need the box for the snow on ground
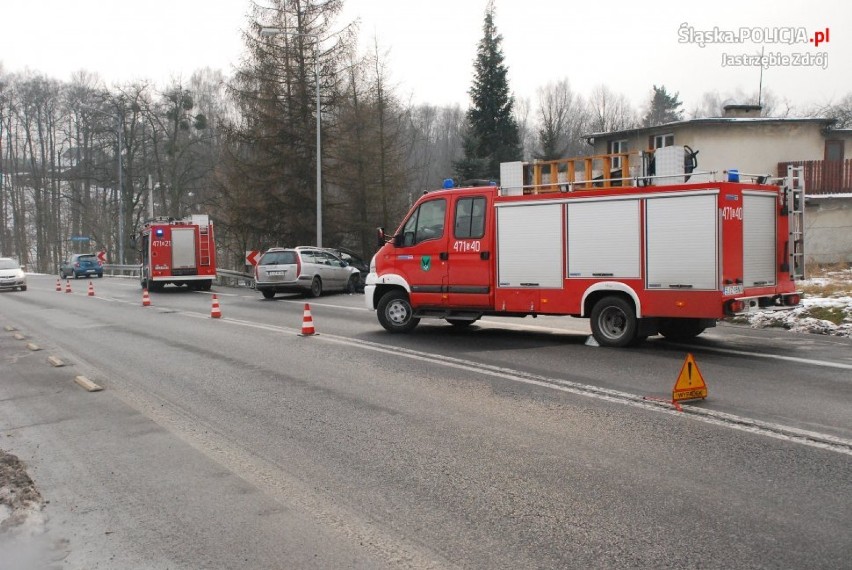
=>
[740,267,852,337]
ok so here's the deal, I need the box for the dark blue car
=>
[59,253,103,279]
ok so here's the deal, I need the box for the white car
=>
[0,257,27,291]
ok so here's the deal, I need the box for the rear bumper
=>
[256,281,308,294]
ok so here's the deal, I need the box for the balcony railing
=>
[778,159,852,195]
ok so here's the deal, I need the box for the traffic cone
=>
[87,281,95,296]
[142,288,151,307]
[65,280,72,293]
[55,279,61,292]
[210,294,222,319]
[299,303,316,336]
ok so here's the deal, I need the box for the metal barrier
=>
[103,264,141,277]
[216,268,254,288]
[103,264,254,288]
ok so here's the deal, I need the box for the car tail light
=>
[295,255,301,278]
[725,300,745,315]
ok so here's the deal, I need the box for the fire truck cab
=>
[365,148,805,347]
[138,215,216,291]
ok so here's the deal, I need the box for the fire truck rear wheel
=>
[377,290,420,333]
[590,296,638,348]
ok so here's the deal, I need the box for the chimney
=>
[723,104,763,118]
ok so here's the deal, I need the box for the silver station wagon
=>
[254,247,360,299]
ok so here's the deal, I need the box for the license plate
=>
[267,271,285,276]
[723,284,744,295]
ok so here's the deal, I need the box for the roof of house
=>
[584,117,837,142]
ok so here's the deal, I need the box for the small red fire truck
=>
[137,215,216,291]
[365,147,805,347]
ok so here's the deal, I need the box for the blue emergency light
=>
[155,228,164,237]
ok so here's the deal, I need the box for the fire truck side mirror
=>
[376,227,386,248]
[129,235,137,250]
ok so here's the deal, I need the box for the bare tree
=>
[688,88,794,118]
[810,93,852,127]
[587,85,637,133]
[513,96,535,161]
[534,79,589,160]
[407,103,465,193]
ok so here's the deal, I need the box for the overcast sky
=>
[2,0,848,114]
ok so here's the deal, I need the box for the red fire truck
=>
[365,147,805,347]
[137,215,216,291]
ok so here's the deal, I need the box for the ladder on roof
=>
[198,224,212,266]
[783,165,806,281]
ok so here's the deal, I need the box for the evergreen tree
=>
[643,85,683,127]
[454,0,520,181]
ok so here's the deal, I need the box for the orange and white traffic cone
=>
[210,294,222,319]
[87,281,95,296]
[299,303,317,336]
[65,280,72,293]
[142,288,151,307]
[55,279,61,292]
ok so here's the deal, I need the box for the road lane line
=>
[73,292,852,453]
[83,290,851,370]
[174,309,852,456]
[665,343,852,371]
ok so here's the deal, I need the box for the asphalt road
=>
[1,275,850,569]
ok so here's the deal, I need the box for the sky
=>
[1,0,849,115]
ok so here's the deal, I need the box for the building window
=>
[825,140,845,161]
[608,139,628,169]
[650,134,674,149]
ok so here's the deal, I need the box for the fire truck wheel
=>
[590,296,638,348]
[308,277,323,298]
[377,290,420,333]
[658,318,706,341]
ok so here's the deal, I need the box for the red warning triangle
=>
[672,353,707,401]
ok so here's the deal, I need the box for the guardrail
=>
[102,264,255,288]
[217,268,254,288]
[103,264,141,277]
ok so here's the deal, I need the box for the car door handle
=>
[480,251,490,260]
[439,252,449,260]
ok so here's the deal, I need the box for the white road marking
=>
[81,286,850,370]
[176,309,852,456]
[665,342,852,371]
[71,284,852,454]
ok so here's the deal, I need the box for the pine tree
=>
[643,85,683,127]
[454,1,521,182]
